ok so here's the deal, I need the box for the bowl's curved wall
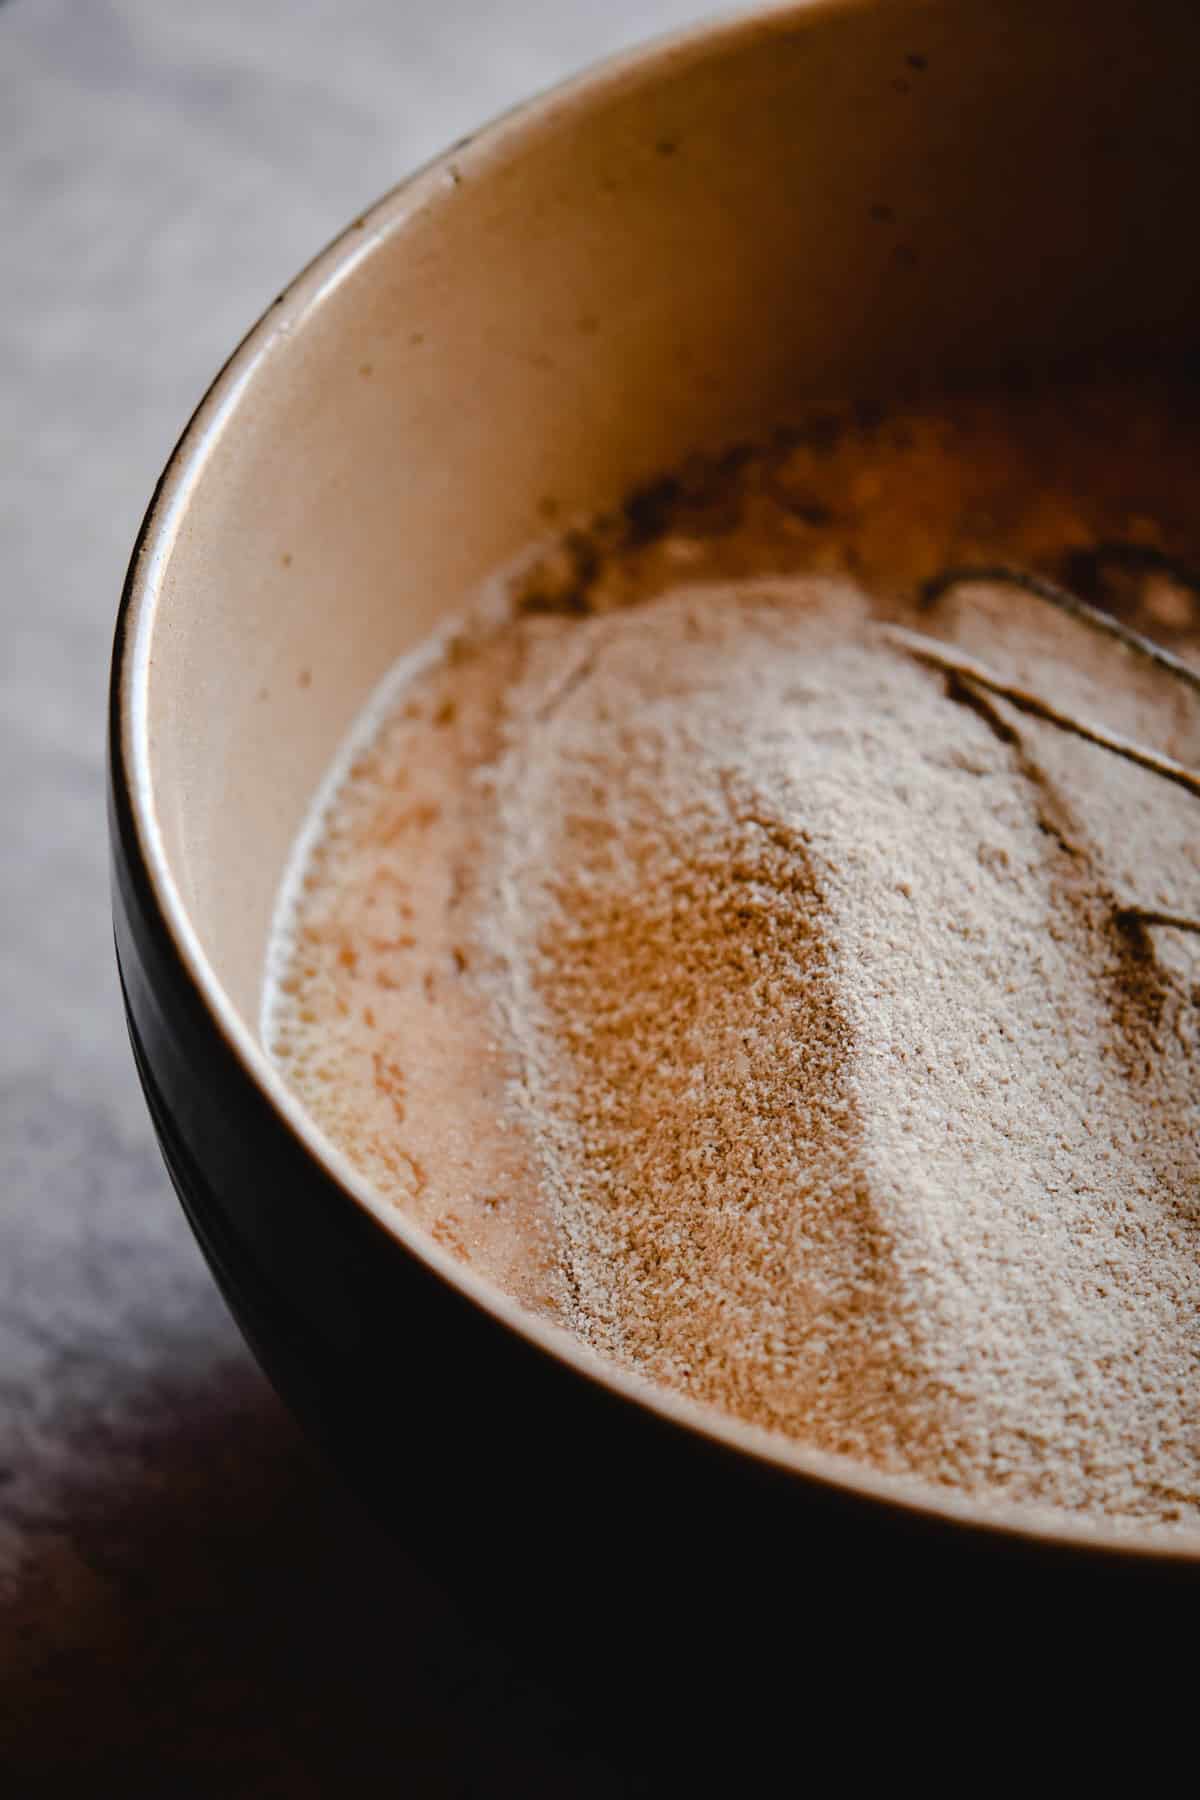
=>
[128,0,1200,1028]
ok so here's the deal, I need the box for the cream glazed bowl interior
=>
[110,0,1200,1667]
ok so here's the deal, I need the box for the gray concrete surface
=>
[0,3,718,1787]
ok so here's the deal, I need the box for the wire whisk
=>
[885,557,1200,937]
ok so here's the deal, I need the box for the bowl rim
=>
[110,0,1200,1567]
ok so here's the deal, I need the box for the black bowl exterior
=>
[108,644,1197,1683]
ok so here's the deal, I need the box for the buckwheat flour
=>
[266,380,1200,1529]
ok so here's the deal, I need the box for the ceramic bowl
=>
[110,0,1200,1662]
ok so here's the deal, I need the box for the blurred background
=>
[0,2,720,1789]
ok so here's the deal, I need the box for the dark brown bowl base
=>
[110,746,1197,1711]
